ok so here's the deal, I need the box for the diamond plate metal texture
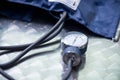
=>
[0,14,120,80]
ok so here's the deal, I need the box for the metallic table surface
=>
[0,14,120,80]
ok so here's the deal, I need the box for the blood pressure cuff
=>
[0,0,120,38]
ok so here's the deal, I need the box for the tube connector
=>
[62,46,81,67]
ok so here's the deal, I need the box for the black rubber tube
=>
[0,22,64,55]
[0,39,60,56]
[0,12,67,69]
[62,59,72,80]
[0,22,64,51]
[0,68,15,80]
[0,13,66,50]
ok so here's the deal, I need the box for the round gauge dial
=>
[61,31,88,49]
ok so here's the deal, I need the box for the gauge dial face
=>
[61,32,88,48]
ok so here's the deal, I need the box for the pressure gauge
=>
[61,31,88,66]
